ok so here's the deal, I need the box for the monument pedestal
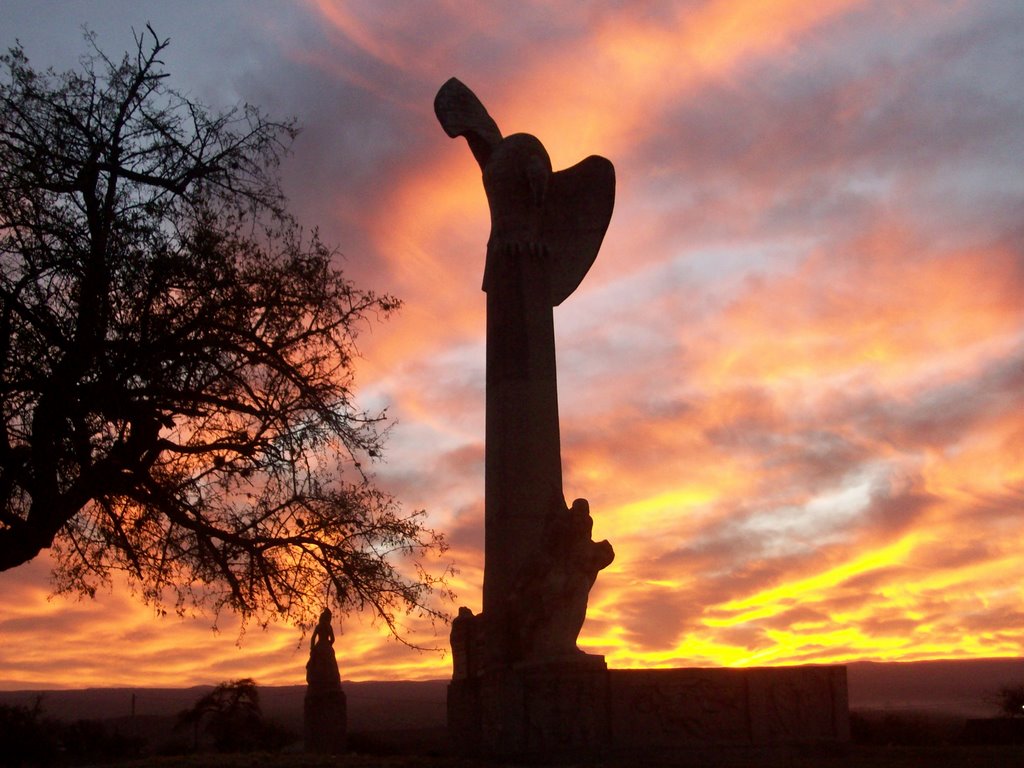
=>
[450,655,610,760]
[450,663,849,762]
[303,688,347,754]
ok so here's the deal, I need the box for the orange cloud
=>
[0,553,456,688]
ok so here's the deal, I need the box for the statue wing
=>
[542,155,616,306]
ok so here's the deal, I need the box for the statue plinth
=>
[303,687,346,755]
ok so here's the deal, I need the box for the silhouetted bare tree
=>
[0,28,450,636]
[176,678,263,752]
[997,683,1024,718]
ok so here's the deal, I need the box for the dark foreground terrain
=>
[77,743,1024,768]
[3,659,1023,767]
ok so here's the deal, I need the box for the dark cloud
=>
[633,1,1024,247]
[444,503,484,555]
[841,565,915,593]
[856,482,937,542]
[758,605,834,631]
[617,587,703,650]
[841,346,1024,454]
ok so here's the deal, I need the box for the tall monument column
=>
[435,79,615,670]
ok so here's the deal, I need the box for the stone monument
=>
[435,77,616,673]
[435,78,849,762]
[303,609,346,753]
[436,75,617,757]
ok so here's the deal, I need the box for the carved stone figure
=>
[434,79,615,669]
[517,499,615,660]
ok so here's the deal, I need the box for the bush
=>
[175,678,295,753]
[0,701,56,767]
[996,684,1024,718]
[58,718,143,762]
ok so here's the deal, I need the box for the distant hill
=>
[2,657,1021,728]
[0,680,448,733]
[846,657,1024,716]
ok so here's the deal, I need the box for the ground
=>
[99,744,1024,768]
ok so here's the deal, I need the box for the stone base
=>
[450,655,609,760]
[304,687,347,754]
[449,664,848,761]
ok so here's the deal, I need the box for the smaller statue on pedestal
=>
[303,608,346,753]
[306,609,342,689]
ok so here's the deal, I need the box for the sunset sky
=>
[1,0,1021,689]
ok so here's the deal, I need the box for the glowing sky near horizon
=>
[0,0,1022,689]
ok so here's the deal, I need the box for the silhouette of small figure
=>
[451,606,488,679]
[306,609,341,690]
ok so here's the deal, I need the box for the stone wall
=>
[608,666,849,749]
